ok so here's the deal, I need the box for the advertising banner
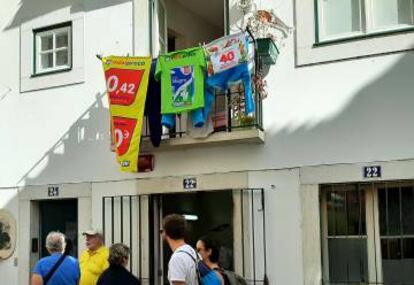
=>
[102,56,152,172]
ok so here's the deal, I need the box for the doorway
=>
[155,0,226,54]
[39,199,78,257]
[100,189,268,285]
[152,191,234,284]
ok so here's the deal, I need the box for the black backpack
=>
[214,268,248,285]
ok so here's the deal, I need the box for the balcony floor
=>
[141,128,265,152]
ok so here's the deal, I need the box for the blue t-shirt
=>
[33,253,80,285]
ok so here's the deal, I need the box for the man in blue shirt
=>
[32,231,80,285]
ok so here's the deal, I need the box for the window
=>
[321,181,414,284]
[318,0,414,41]
[321,184,368,283]
[378,183,414,284]
[33,23,72,75]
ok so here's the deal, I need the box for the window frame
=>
[315,0,414,45]
[320,184,373,284]
[320,181,414,284]
[32,22,73,77]
[295,0,414,66]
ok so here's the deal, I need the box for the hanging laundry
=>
[201,32,255,124]
[204,32,250,76]
[206,63,254,115]
[155,47,206,128]
[186,112,214,139]
[144,59,162,147]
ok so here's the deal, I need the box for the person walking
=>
[79,229,109,285]
[32,231,80,285]
[197,237,248,285]
[97,243,140,285]
[196,236,224,285]
[162,214,199,285]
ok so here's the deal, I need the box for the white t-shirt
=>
[168,244,199,285]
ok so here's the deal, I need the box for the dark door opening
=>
[155,191,234,284]
[39,199,78,257]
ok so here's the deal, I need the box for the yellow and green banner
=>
[102,56,152,172]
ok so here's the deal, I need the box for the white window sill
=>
[31,66,72,77]
[315,26,414,47]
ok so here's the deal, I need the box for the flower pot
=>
[256,37,279,65]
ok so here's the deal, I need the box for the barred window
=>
[321,181,414,284]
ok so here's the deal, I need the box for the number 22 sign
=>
[363,166,382,178]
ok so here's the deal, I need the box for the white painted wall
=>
[0,0,136,187]
[248,169,304,285]
[0,1,134,281]
[1,0,414,283]
[0,0,412,188]
[0,188,19,285]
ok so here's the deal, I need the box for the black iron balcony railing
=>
[142,84,263,140]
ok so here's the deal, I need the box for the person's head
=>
[161,214,187,242]
[82,229,104,251]
[108,243,130,268]
[196,236,220,264]
[46,231,66,254]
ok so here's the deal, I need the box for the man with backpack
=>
[161,214,199,285]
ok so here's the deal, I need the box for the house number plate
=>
[363,166,382,178]
[183,178,197,190]
[48,186,60,197]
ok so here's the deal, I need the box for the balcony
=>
[139,28,270,152]
[141,84,264,152]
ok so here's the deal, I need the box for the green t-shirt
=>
[155,47,206,114]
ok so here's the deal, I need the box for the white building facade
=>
[1,0,414,284]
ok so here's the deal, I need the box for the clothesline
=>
[99,30,263,172]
